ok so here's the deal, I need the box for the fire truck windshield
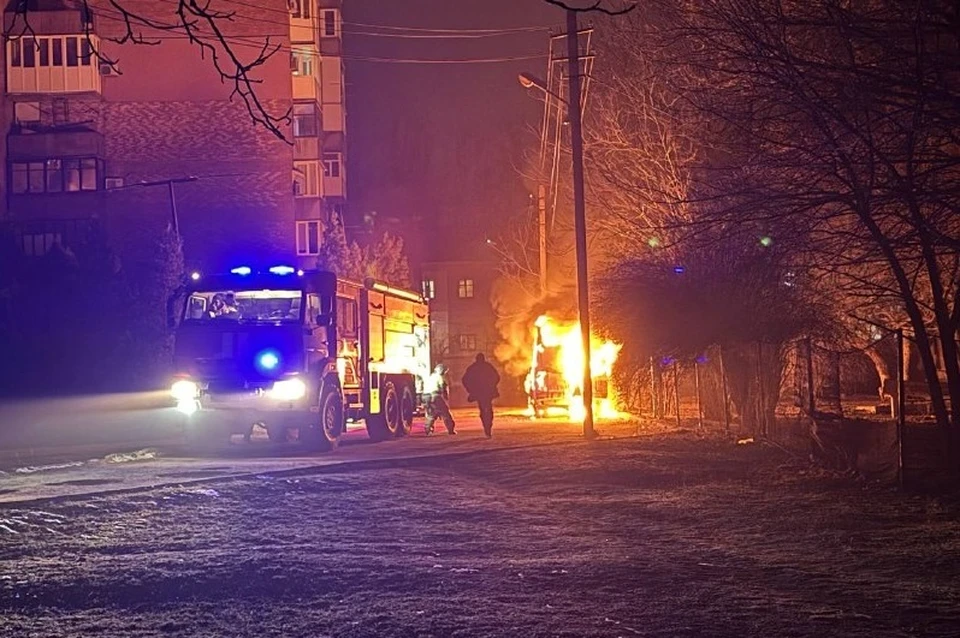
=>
[184,289,303,323]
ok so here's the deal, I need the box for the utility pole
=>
[537,183,547,296]
[133,176,198,236]
[566,8,594,438]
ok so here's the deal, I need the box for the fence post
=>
[650,358,657,420]
[719,345,730,434]
[694,358,704,432]
[805,337,816,416]
[756,341,766,437]
[896,328,906,487]
[674,360,681,428]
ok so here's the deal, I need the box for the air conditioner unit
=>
[105,177,124,190]
[99,63,119,77]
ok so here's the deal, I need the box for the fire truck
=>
[169,265,431,449]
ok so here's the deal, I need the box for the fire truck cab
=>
[170,265,430,450]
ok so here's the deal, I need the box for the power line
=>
[92,8,546,64]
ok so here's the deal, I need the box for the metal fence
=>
[627,332,954,487]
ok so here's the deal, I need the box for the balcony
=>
[292,73,319,101]
[322,174,344,198]
[6,35,103,94]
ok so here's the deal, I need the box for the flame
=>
[525,314,624,422]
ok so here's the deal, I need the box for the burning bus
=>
[524,314,622,420]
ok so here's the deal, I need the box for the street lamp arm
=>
[518,72,568,105]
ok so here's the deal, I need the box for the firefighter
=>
[462,353,500,438]
[423,363,456,436]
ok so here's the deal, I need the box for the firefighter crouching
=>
[423,364,456,436]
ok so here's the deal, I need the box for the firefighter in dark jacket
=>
[423,363,456,435]
[462,353,501,438]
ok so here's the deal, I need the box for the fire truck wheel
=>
[367,382,400,441]
[397,384,415,437]
[302,386,343,451]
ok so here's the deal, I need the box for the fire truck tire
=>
[397,384,415,437]
[367,381,400,441]
[302,385,343,451]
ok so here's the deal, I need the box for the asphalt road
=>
[0,396,620,504]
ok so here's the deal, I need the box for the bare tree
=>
[650,0,960,449]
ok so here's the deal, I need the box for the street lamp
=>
[518,8,595,438]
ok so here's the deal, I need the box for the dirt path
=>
[2,431,958,637]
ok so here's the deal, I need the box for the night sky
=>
[344,0,562,266]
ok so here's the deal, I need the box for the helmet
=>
[435,363,448,374]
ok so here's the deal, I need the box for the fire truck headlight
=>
[171,379,199,401]
[269,378,307,401]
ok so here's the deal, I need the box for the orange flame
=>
[525,314,624,421]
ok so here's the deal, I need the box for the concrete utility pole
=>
[565,8,594,438]
[133,176,198,235]
[537,183,547,295]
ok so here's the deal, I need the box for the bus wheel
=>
[397,384,415,437]
[302,386,343,451]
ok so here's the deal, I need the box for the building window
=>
[322,152,341,178]
[322,9,339,37]
[22,37,35,67]
[9,157,100,194]
[291,48,315,77]
[291,0,312,19]
[296,220,322,256]
[421,280,435,300]
[38,39,49,66]
[293,103,318,137]
[458,334,478,352]
[20,232,61,257]
[80,38,92,66]
[52,38,63,66]
[14,101,41,124]
[457,279,475,299]
[9,39,21,67]
[293,160,319,197]
[66,37,78,67]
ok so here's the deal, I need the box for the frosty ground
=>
[2,418,959,637]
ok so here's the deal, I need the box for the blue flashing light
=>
[269,265,296,275]
[231,266,252,276]
[257,350,281,372]
[190,271,201,281]
[673,265,686,275]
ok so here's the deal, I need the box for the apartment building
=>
[420,259,500,407]
[1,0,347,271]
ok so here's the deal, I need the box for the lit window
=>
[9,157,101,194]
[296,220,322,256]
[421,280,435,300]
[293,103,318,137]
[457,279,475,299]
[458,334,478,352]
[9,39,21,67]
[293,161,319,197]
[291,0,312,19]
[291,49,315,77]
[322,152,341,178]
[322,9,339,37]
